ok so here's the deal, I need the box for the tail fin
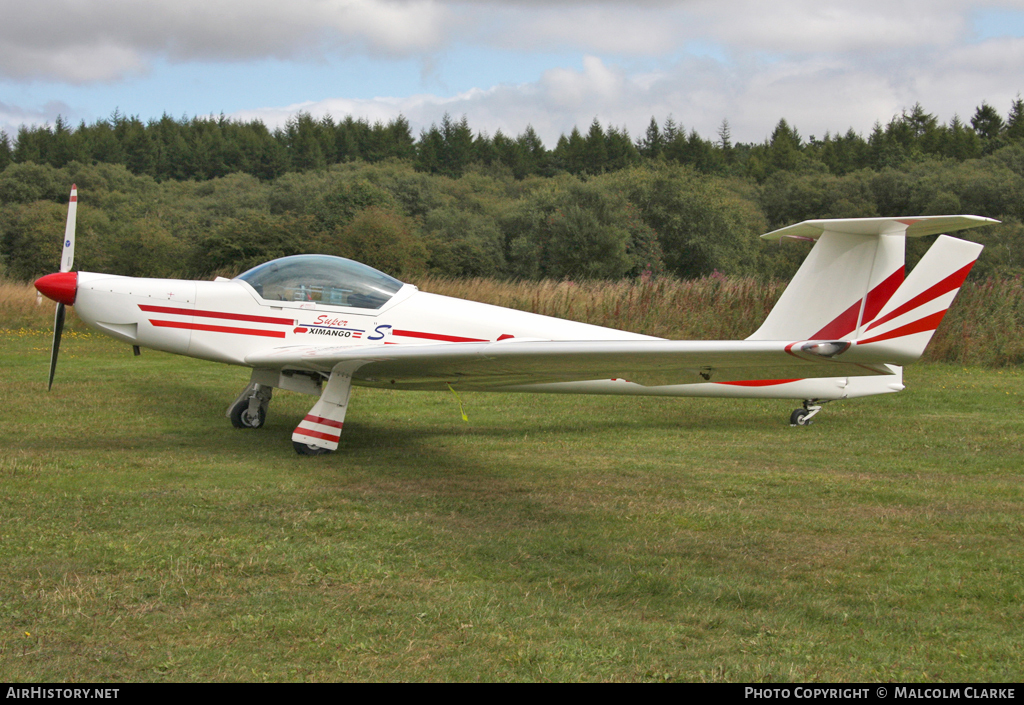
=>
[749,216,995,347]
[851,234,983,363]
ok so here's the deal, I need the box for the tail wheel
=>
[790,401,825,426]
[790,408,812,426]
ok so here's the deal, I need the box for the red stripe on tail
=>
[865,261,976,332]
[810,267,904,339]
[857,311,948,345]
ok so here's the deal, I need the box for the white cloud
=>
[231,31,1024,147]
[0,0,453,82]
[4,0,1024,146]
[0,100,74,136]
[540,56,625,110]
[7,0,1010,84]
[686,0,970,55]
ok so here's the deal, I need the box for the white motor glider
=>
[35,185,994,454]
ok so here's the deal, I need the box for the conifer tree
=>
[415,124,444,175]
[582,119,608,174]
[516,125,549,176]
[554,127,587,174]
[440,114,474,178]
[0,131,11,171]
[766,119,802,172]
[605,125,639,171]
[717,119,732,151]
[637,117,664,159]
[971,102,1005,141]
[284,113,327,171]
[385,115,416,161]
[1006,97,1024,141]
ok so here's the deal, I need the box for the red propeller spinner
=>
[35,271,78,306]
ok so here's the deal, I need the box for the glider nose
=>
[35,271,78,306]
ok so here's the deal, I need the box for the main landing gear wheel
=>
[292,441,334,456]
[229,398,266,429]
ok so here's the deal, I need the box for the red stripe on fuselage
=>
[149,319,286,338]
[718,379,802,387]
[139,304,293,326]
[392,329,488,343]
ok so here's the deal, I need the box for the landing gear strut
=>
[228,382,273,429]
[790,400,825,427]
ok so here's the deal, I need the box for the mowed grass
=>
[1,330,1022,682]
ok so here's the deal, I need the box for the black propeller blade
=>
[48,302,66,391]
[39,184,78,390]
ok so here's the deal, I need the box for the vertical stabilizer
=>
[748,216,995,342]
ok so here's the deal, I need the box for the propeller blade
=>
[44,185,77,389]
[48,302,65,390]
[60,184,77,273]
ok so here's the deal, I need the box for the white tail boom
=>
[750,215,993,363]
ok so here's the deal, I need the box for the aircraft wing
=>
[244,339,892,390]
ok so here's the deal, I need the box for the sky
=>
[2,0,1024,147]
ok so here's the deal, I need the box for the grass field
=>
[1,329,1022,682]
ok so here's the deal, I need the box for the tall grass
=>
[928,275,1024,366]
[6,274,1023,366]
[0,281,62,330]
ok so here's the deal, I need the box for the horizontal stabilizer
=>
[761,215,999,241]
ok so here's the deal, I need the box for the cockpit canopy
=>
[235,255,405,310]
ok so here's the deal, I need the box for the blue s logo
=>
[367,324,392,341]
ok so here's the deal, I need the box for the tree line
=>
[2,98,1023,287]
[2,141,1021,285]
[3,99,1024,183]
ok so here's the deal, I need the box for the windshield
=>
[236,255,404,310]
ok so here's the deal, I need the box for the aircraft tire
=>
[293,441,333,456]
[230,399,266,429]
[789,408,811,426]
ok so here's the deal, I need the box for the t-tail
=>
[748,216,993,364]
